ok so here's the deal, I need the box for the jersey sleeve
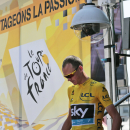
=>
[96,83,113,108]
[67,86,73,108]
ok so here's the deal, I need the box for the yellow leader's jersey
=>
[68,78,113,130]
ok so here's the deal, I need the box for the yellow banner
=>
[0,0,91,129]
[0,0,84,34]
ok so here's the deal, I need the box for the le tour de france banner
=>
[0,0,91,129]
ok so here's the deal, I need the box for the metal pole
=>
[103,5,113,102]
[126,50,130,130]
[109,6,117,104]
[103,6,113,130]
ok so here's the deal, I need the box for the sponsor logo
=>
[97,119,102,130]
[71,90,74,95]
[80,93,95,101]
[71,106,88,118]
[102,94,110,101]
[71,104,95,126]
[70,98,73,102]
[83,81,87,86]
[102,86,107,92]
[9,39,65,125]
[97,102,104,115]
[81,93,94,97]
[90,81,97,86]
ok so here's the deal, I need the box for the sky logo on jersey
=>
[80,93,95,101]
[71,104,95,126]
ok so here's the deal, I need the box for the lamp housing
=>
[70,3,110,42]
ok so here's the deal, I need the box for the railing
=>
[104,92,130,116]
[104,92,130,130]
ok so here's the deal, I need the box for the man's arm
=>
[106,104,122,130]
[62,108,72,130]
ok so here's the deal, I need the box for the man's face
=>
[62,63,81,85]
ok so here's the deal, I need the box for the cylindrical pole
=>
[110,6,117,104]
[103,5,113,130]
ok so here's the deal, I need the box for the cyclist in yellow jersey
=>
[61,55,122,130]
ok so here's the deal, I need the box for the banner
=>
[0,0,84,34]
[0,0,90,129]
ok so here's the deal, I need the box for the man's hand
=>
[62,108,72,130]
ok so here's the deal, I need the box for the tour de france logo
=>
[23,50,51,103]
[9,39,65,125]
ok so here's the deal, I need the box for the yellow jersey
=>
[68,78,113,130]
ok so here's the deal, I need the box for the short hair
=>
[62,55,83,69]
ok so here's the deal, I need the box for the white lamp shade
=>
[70,4,110,30]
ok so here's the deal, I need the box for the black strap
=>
[104,45,115,49]
[101,58,111,63]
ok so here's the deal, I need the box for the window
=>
[123,107,129,113]
[119,88,127,95]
